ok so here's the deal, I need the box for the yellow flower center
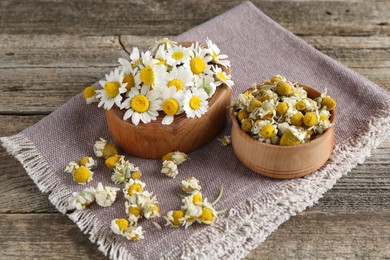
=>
[131,95,150,113]
[130,234,139,241]
[261,124,276,138]
[320,114,329,122]
[156,58,165,65]
[83,86,96,98]
[151,204,159,212]
[79,156,90,167]
[276,102,288,115]
[296,101,306,111]
[128,205,142,216]
[280,129,302,146]
[162,152,174,162]
[190,57,206,74]
[131,170,141,180]
[172,51,184,60]
[140,65,155,85]
[259,92,269,102]
[290,112,303,127]
[73,167,91,183]
[105,155,121,170]
[102,143,118,159]
[115,219,129,231]
[303,112,318,127]
[167,79,184,91]
[189,96,202,110]
[192,193,202,204]
[123,73,135,91]
[128,183,143,195]
[248,99,262,113]
[275,81,292,96]
[104,81,121,98]
[172,210,185,226]
[216,71,227,82]
[271,75,283,83]
[212,51,218,63]
[162,98,180,116]
[187,216,197,222]
[237,110,249,121]
[321,97,337,110]
[241,119,252,133]
[199,208,214,223]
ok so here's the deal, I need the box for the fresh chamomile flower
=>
[136,51,165,88]
[181,203,202,228]
[155,45,167,66]
[165,44,192,67]
[97,68,127,110]
[183,88,209,118]
[94,182,120,207]
[72,166,93,185]
[121,85,161,125]
[160,86,184,125]
[93,138,118,159]
[161,151,189,165]
[218,135,231,146]
[164,210,185,227]
[79,156,97,169]
[123,179,146,199]
[105,155,124,170]
[65,161,79,174]
[212,66,234,87]
[161,160,179,178]
[83,86,98,104]
[186,43,212,77]
[161,66,194,92]
[206,37,230,67]
[118,58,141,92]
[111,218,129,235]
[143,202,160,219]
[194,75,216,98]
[197,202,218,225]
[123,226,144,241]
[150,38,176,55]
[181,177,202,194]
[67,188,95,211]
[128,47,142,69]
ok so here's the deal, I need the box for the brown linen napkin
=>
[2,1,390,259]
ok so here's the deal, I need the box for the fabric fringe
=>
[1,101,390,260]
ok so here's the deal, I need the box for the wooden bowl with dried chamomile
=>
[231,75,336,179]
[83,39,233,159]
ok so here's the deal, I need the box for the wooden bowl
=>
[231,84,336,179]
[106,85,232,159]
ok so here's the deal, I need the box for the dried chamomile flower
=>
[164,210,185,227]
[162,151,189,165]
[161,160,179,178]
[111,218,129,235]
[125,201,142,225]
[123,226,144,241]
[72,166,94,185]
[80,156,97,169]
[83,85,98,105]
[123,179,146,199]
[105,155,124,170]
[197,202,218,225]
[126,191,156,207]
[93,138,118,159]
[65,161,79,174]
[111,160,136,184]
[181,177,202,194]
[143,202,160,219]
[94,182,119,207]
[181,202,202,228]
[182,191,203,206]
[218,135,231,146]
[67,188,95,211]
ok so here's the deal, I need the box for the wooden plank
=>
[0,1,389,36]
[245,211,390,259]
[0,211,389,259]
[0,214,106,259]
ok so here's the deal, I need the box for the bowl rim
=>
[231,83,336,149]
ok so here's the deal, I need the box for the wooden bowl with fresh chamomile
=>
[103,40,233,159]
[231,76,336,179]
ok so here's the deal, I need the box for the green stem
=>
[211,186,224,205]
[217,208,228,215]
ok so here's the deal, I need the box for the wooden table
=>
[1,0,389,259]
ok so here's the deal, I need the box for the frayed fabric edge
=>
[162,101,390,259]
[1,102,389,260]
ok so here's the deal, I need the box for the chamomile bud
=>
[164,210,185,227]
[105,155,124,170]
[93,138,118,159]
[72,166,93,184]
[111,218,129,235]
[83,86,98,104]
